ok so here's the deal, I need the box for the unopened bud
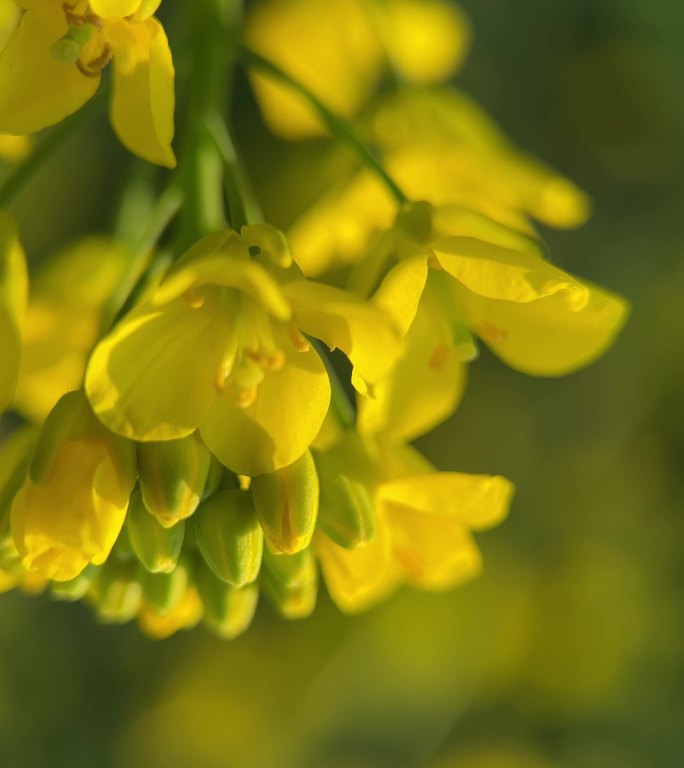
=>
[261,547,318,619]
[314,451,375,549]
[50,567,95,602]
[137,432,211,527]
[241,223,293,268]
[194,557,259,639]
[194,489,263,588]
[126,489,185,574]
[251,450,319,555]
[140,558,190,613]
[89,561,142,624]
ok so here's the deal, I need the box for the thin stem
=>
[208,116,263,228]
[101,185,183,331]
[238,45,408,207]
[312,341,356,429]
[0,90,105,208]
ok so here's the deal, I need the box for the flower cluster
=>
[0,0,628,639]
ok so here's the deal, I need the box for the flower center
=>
[51,3,112,76]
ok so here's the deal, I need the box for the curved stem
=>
[238,45,408,207]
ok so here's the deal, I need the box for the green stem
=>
[238,45,408,207]
[312,341,356,429]
[208,116,263,228]
[0,90,105,208]
[101,184,183,331]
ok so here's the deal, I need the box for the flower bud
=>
[137,432,211,527]
[261,547,318,619]
[194,489,263,588]
[89,561,142,624]
[126,489,185,574]
[314,450,375,550]
[194,557,259,639]
[50,568,95,602]
[11,391,136,581]
[140,558,190,613]
[251,450,319,555]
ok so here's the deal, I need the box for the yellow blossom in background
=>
[85,224,401,475]
[0,0,175,166]
[14,237,129,422]
[0,212,27,414]
[244,0,469,139]
[10,390,136,581]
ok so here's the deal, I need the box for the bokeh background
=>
[2,1,683,766]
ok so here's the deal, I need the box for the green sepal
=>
[251,449,319,555]
[127,488,185,574]
[194,489,263,588]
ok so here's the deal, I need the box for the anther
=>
[236,386,258,409]
[184,289,205,309]
[288,325,311,353]
[76,43,112,78]
[476,321,507,343]
[428,344,449,371]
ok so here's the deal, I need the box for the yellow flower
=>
[0,0,175,167]
[14,236,129,421]
[244,0,468,138]
[315,432,513,613]
[289,89,591,277]
[10,390,136,581]
[0,212,28,414]
[85,224,402,476]
[354,202,629,439]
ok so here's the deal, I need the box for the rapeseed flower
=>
[85,224,401,476]
[245,0,468,138]
[354,201,629,438]
[0,0,175,166]
[10,390,136,581]
[314,430,513,613]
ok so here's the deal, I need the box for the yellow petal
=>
[14,237,128,422]
[108,17,176,167]
[433,237,588,307]
[372,255,429,336]
[357,296,467,441]
[0,5,100,133]
[245,0,383,138]
[284,280,402,390]
[200,329,331,476]
[377,472,514,530]
[389,507,482,590]
[453,277,630,376]
[378,0,470,83]
[90,0,143,19]
[85,296,228,440]
[317,518,399,614]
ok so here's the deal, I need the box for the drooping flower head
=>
[85,224,402,476]
[0,0,175,166]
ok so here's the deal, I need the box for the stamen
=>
[184,289,205,309]
[288,325,311,353]
[236,386,258,408]
[76,43,112,78]
[476,320,507,343]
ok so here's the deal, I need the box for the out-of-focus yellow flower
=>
[85,225,401,475]
[0,212,28,413]
[11,390,136,581]
[316,432,513,613]
[290,89,591,278]
[245,0,469,138]
[14,237,129,422]
[0,0,175,166]
[138,585,203,639]
[0,134,31,161]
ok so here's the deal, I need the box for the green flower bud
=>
[140,558,190,613]
[126,489,185,574]
[251,450,319,555]
[137,432,211,527]
[50,567,95,602]
[194,557,259,639]
[261,547,318,620]
[202,454,226,499]
[194,489,263,588]
[89,561,142,624]
[314,450,375,550]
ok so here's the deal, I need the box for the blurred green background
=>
[2,1,683,766]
